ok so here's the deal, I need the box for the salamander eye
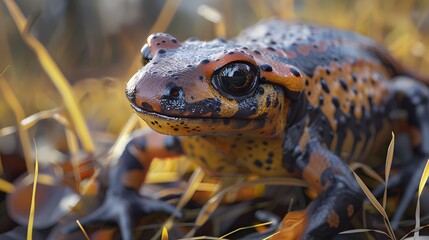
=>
[141,44,152,66]
[212,62,259,98]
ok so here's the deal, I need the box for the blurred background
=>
[0,0,428,239]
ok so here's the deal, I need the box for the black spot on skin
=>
[332,97,340,108]
[201,59,210,64]
[254,159,263,168]
[260,64,273,72]
[319,95,324,106]
[257,87,265,95]
[262,141,268,146]
[228,51,235,55]
[268,152,274,158]
[273,98,279,107]
[320,79,330,93]
[339,77,348,91]
[307,91,312,96]
[156,42,161,46]
[253,50,261,55]
[266,96,271,107]
[171,39,177,43]
[141,102,154,111]
[290,67,301,77]
[158,49,166,54]
[305,80,309,86]
[326,69,331,75]
[352,73,357,82]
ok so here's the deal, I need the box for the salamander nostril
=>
[163,82,184,100]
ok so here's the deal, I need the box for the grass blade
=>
[0,70,34,173]
[353,171,395,239]
[414,159,429,239]
[162,226,169,240]
[0,178,14,193]
[76,220,90,240]
[27,140,39,240]
[340,228,391,238]
[383,132,395,209]
[4,0,94,154]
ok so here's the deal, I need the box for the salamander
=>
[64,19,429,239]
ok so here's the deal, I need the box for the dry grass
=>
[342,134,429,239]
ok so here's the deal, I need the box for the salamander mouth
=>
[130,102,269,136]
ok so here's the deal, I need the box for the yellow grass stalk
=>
[220,222,272,239]
[0,178,14,193]
[0,69,34,173]
[27,141,39,240]
[161,226,169,240]
[148,0,182,34]
[383,133,395,209]
[353,172,396,239]
[350,162,384,184]
[76,220,90,240]
[196,5,226,37]
[127,0,182,75]
[107,113,140,165]
[4,0,94,154]
[414,159,429,239]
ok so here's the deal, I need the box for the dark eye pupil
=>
[214,62,258,97]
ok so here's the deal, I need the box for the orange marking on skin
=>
[327,210,340,228]
[299,127,311,150]
[347,204,355,217]
[302,150,332,193]
[121,169,145,190]
[297,45,312,56]
[272,210,308,240]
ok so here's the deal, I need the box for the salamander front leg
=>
[273,141,363,240]
[63,129,183,240]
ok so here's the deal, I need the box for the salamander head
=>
[126,33,304,137]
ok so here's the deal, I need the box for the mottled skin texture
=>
[65,20,429,239]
